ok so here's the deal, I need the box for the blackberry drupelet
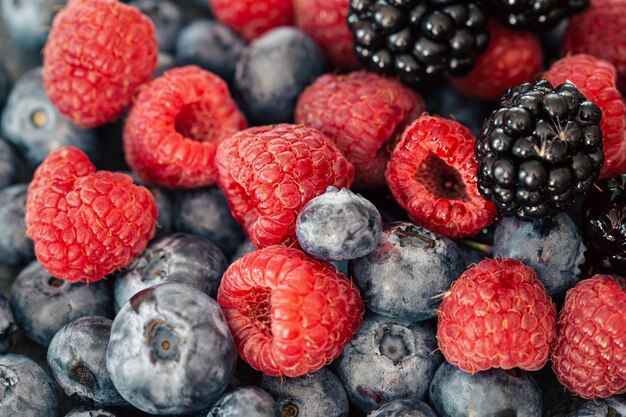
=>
[491,0,589,31]
[347,0,490,84]
[582,174,626,275]
[476,80,604,220]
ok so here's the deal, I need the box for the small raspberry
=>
[543,54,626,178]
[451,20,543,101]
[43,0,158,128]
[217,245,364,377]
[437,258,557,373]
[385,115,497,239]
[124,66,246,189]
[215,124,354,248]
[25,147,158,283]
[295,71,424,188]
[293,0,360,70]
[551,275,626,399]
[209,0,293,42]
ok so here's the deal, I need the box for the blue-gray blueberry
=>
[208,386,276,417]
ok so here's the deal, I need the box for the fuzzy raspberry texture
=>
[217,245,364,377]
[43,0,158,128]
[296,71,424,188]
[209,0,293,42]
[551,275,626,399]
[293,0,360,70]
[385,115,496,238]
[543,54,626,178]
[215,124,354,248]
[437,258,557,373]
[451,20,542,101]
[25,147,158,283]
[124,66,246,189]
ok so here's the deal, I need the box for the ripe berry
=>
[490,0,589,31]
[209,0,293,42]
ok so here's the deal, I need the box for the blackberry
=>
[491,0,589,31]
[347,0,490,84]
[582,174,626,275]
[476,80,604,220]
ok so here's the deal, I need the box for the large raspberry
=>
[551,275,626,399]
[217,245,364,377]
[437,258,557,373]
[543,54,626,178]
[124,66,246,189]
[209,0,293,42]
[295,71,424,188]
[43,0,158,128]
[385,115,497,239]
[25,147,158,283]
[215,124,354,248]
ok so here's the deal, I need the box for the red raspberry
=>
[25,147,158,283]
[124,66,246,189]
[217,245,364,377]
[209,0,293,42]
[43,0,158,128]
[543,54,626,178]
[451,20,543,101]
[385,115,497,239]
[437,258,557,373]
[551,275,626,399]
[296,71,424,188]
[215,124,354,248]
[293,0,360,70]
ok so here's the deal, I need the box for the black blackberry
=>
[475,80,604,220]
[347,0,490,85]
[582,174,626,275]
[491,0,589,31]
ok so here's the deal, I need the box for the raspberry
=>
[43,0,158,128]
[293,0,360,70]
[217,245,364,377]
[209,0,293,42]
[451,20,543,101]
[437,258,557,373]
[25,147,158,283]
[543,54,626,178]
[385,115,497,239]
[215,124,354,248]
[124,66,246,189]
[551,275,626,399]
[295,71,424,188]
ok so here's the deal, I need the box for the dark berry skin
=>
[350,222,465,322]
[333,313,443,412]
[231,239,257,262]
[429,362,543,417]
[0,0,65,51]
[0,139,19,191]
[0,57,11,110]
[424,83,492,135]
[114,232,228,312]
[368,400,438,417]
[0,353,59,417]
[148,185,173,236]
[209,386,277,417]
[106,283,237,415]
[491,0,589,31]
[129,0,182,52]
[260,367,349,417]
[0,184,34,267]
[0,290,16,353]
[235,27,326,125]
[10,260,112,347]
[47,316,126,407]
[566,397,626,417]
[64,407,122,417]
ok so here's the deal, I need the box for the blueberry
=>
[175,20,245,83]
[0,67,99,169]
[114,232,228,312]
[332,313,443,413]
[493,212,585,295]
[367,399,438,417]
[350,222,465,321]
[0,353,59,417]
[0,138,19,190]
[429,362,543,417]
[155,51,176,77]
[129,0,182,52]
[296,187,382,262]
[209,386,277,417]
[0,0,65,51]
[10,260,112,346]
[64,407,123,417]
[47,316,126,406]
[0,57,11,110]
[424,82,492,134]
[231,239,257,262]
[149,185,173,236]
[260,367,349,417]
[567,397,626,417]
[0,184,34,267]
[173,187,245,257]
[106,283,237,415]
[0,290,15,354]
[235,27,326,125]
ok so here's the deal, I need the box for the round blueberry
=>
[209,386,277,417]
[367,399,438,417]
[11,260,112,346]
[106,283,237,415]
[129,0,182,52]
[63,407,123,417]
[0,0,65,51]
[0,139,19,191]
[567,397,626,417]
[0,184,34,267]
[0,290,16,354]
